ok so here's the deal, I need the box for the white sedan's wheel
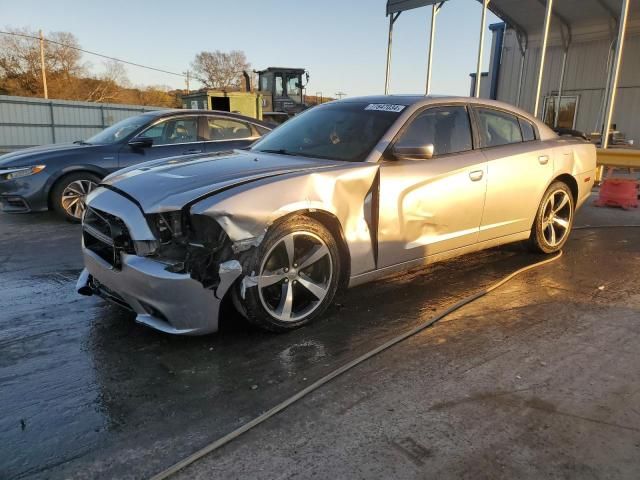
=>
[530,181,574,253]
[241,216,341,332]
[258,231,332,322]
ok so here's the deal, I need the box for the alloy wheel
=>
[61,180,97,219]
[542,189,572,247]
[258,231,333,322]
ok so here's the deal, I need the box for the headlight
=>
[0,165,46,180]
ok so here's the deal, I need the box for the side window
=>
[254,124,271,136]
[396,106,472,156]
[142,123,165,140]
[475,108,523,147]
[275,75,284,97]
[519,118,536,142]
[206,117,254,141]
[140,117,199,145]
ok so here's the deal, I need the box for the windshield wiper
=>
[256,148,297,156]
[73,140,91,145]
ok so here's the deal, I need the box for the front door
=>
[118,116,203,168]
[377,105,488,268]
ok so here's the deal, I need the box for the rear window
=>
[519,118,536,142]
[475,108,523,147]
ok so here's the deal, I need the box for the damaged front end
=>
[77,187,244,335]
[146,211,240,295]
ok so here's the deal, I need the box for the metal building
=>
[484,4,640,146]
[384,0,640,151]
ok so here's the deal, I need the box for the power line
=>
[0,30,188,79]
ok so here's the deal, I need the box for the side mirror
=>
[128,136,153,149]
[392,143,434,160]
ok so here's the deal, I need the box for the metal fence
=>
[0,95,164,153]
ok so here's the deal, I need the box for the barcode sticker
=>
[364,103,406,112]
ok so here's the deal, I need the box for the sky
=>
[1,0,500,97]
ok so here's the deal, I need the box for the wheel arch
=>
[551,173,579,205]
[46,166,107,209]
[267,208,352,290]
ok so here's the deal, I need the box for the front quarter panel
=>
[190,163,380,277]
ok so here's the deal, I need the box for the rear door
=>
[202,115,262,153]
[472,107,553,241]
[118,115,203,168]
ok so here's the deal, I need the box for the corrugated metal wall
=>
[0,96,164,153]
[496,29,640,144]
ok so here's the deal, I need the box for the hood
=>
[0,143,99,167]
[101,150,342,212]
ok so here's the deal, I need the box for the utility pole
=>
[39,29,48,99]
[185,71,190,94]
[335,92,346,100]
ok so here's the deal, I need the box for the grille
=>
[83,207,134,268]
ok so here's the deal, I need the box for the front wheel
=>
[239,216,341,332]
[51,172,100,222]
[529,181,575,253]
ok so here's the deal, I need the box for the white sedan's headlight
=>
[0,165,46,180]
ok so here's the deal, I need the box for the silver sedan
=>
[77,96,597,335]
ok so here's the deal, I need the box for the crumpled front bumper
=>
[77,247,237,335]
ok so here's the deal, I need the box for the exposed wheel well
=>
[553,173,579,205]
[47,170,104,209]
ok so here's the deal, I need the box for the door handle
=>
[469,170,484,181]
[183,148,202,154]
[538,155,549,165]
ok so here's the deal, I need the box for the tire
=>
[239,215,341,332]
[51,172,101,222]
[529,181,575,254]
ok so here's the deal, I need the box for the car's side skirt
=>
[348,230,531,288]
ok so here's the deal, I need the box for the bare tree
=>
[84,60,128,103]
[191,50,250,89]
[0,28,86,96]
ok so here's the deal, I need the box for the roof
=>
[255,67,306,74]
[333,95,548,126]
[144,109,272,127]
[339,94,463,105]
[485,0,640,37]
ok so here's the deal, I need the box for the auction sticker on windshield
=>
[364,104,406,112]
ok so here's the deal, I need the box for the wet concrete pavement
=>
[1,199,639,479]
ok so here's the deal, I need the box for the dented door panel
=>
[377,149,488,268]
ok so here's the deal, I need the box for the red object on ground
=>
[594,178,639,209]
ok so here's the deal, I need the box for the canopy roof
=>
[386,0,640,36]
[485,0,640,36]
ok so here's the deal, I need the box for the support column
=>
[516,51,526,107]
[384,13,400,95]
[425,3,440,95]
[602,0,630,149]
[515,32,527,108]
[474,0,490,98]
[533,0,553,118]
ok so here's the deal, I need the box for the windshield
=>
[251,103,402,162]
[85,115,153,145]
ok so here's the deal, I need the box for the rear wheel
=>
[239,216,341,332]
[51,172,100,222]
[529,181,574,253]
